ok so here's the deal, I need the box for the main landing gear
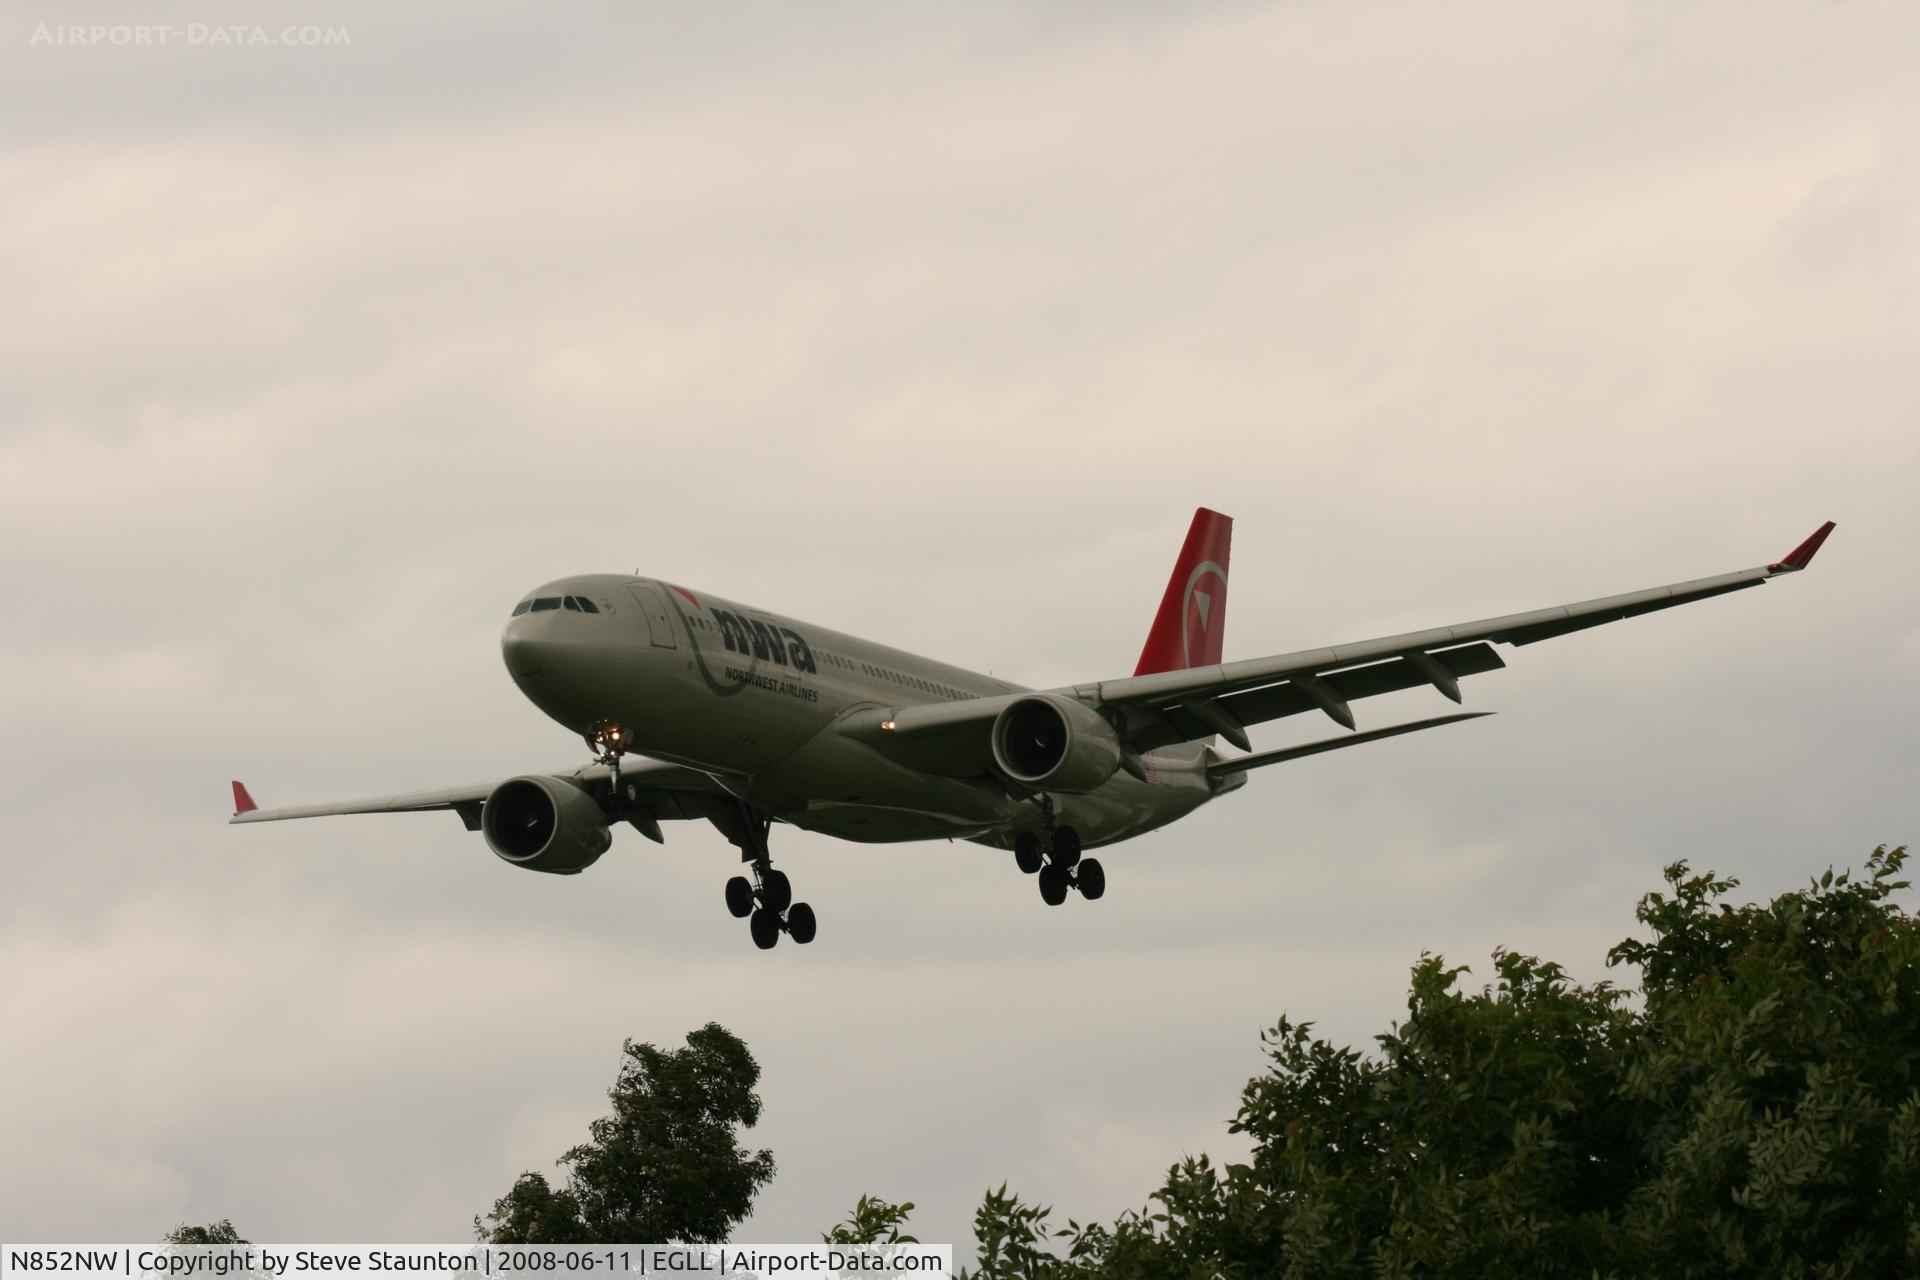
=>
[1013,798,1105,906]
[711,802,815,950]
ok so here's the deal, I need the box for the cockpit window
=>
[530,597,562,613]
[576,597,600,614]
[510,600,532,617]
[563,596,583,612]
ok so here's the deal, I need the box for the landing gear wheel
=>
[725,876,754,919]
[1013,832,1043,875]
[749,908,782,950]
[759,868,793,914]
[786,902,817,944]
[1051,826,1083,869]
[1038,864,1070,906]
[1076,857,1105,900]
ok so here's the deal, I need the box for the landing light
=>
[880,720,895,731]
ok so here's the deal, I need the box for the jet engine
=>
[990,694,1124,794]
[481,775,612,874]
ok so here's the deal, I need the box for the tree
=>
[909,845,1918,1279]
[823,1194,919,1246]
[1603,850,1920,1275]
[164,1221,247,1244]
[475,1173,585,1244]
[478,1022,775,1244]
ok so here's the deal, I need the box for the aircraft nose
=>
[501,624,558,679]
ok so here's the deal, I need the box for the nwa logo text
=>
[711,608,817,675]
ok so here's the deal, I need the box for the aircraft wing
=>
[852,521,1835,767]
[227,756,732,838]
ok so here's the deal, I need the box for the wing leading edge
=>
[1101,522,1832,707]
[227,756,731,837]
[857,521,1835,768]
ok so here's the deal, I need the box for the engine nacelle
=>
[990,694,1124,794]
[481,775,612,875]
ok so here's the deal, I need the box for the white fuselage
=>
[500,575,1224,849]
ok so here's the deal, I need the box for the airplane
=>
[231,509,1836,949]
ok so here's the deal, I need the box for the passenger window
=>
[511,601,531,617]
[531,597,561,613]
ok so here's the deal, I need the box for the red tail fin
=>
[1134,508,1233,676]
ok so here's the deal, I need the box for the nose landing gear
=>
[1013,798,1105,906]
[712,802,815,950]
[586,722,633,793]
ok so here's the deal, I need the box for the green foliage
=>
[163,1221,247,1244]
[478,1022,775,1244]
[961,1184,1065,1280]
[823,1194,919,1245]
[1604,846,1920,1277]
[941,845,1918,1279]
[476,1172,586,1244]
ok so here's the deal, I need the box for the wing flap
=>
[1129,643,1504,752]
[1221,642,1504,727]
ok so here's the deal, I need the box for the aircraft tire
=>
[725,876,755,918]
[761,869,793,914]
[750,908,782,950]
[1052,826,1083,869]
[787,902,817,944]
[1077,858,1105,901]
[1014,832,1043,875]
[1038,865,1070,906]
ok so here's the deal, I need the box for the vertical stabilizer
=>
[1134,508,1233,676]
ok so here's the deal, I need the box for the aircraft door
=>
[626,582,678,648]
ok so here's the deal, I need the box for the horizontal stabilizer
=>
[1205,712,1493,780]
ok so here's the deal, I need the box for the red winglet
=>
[1770,520,1836,572]
[231,780,258,815]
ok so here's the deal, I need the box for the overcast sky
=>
[3,0,1916,1254]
